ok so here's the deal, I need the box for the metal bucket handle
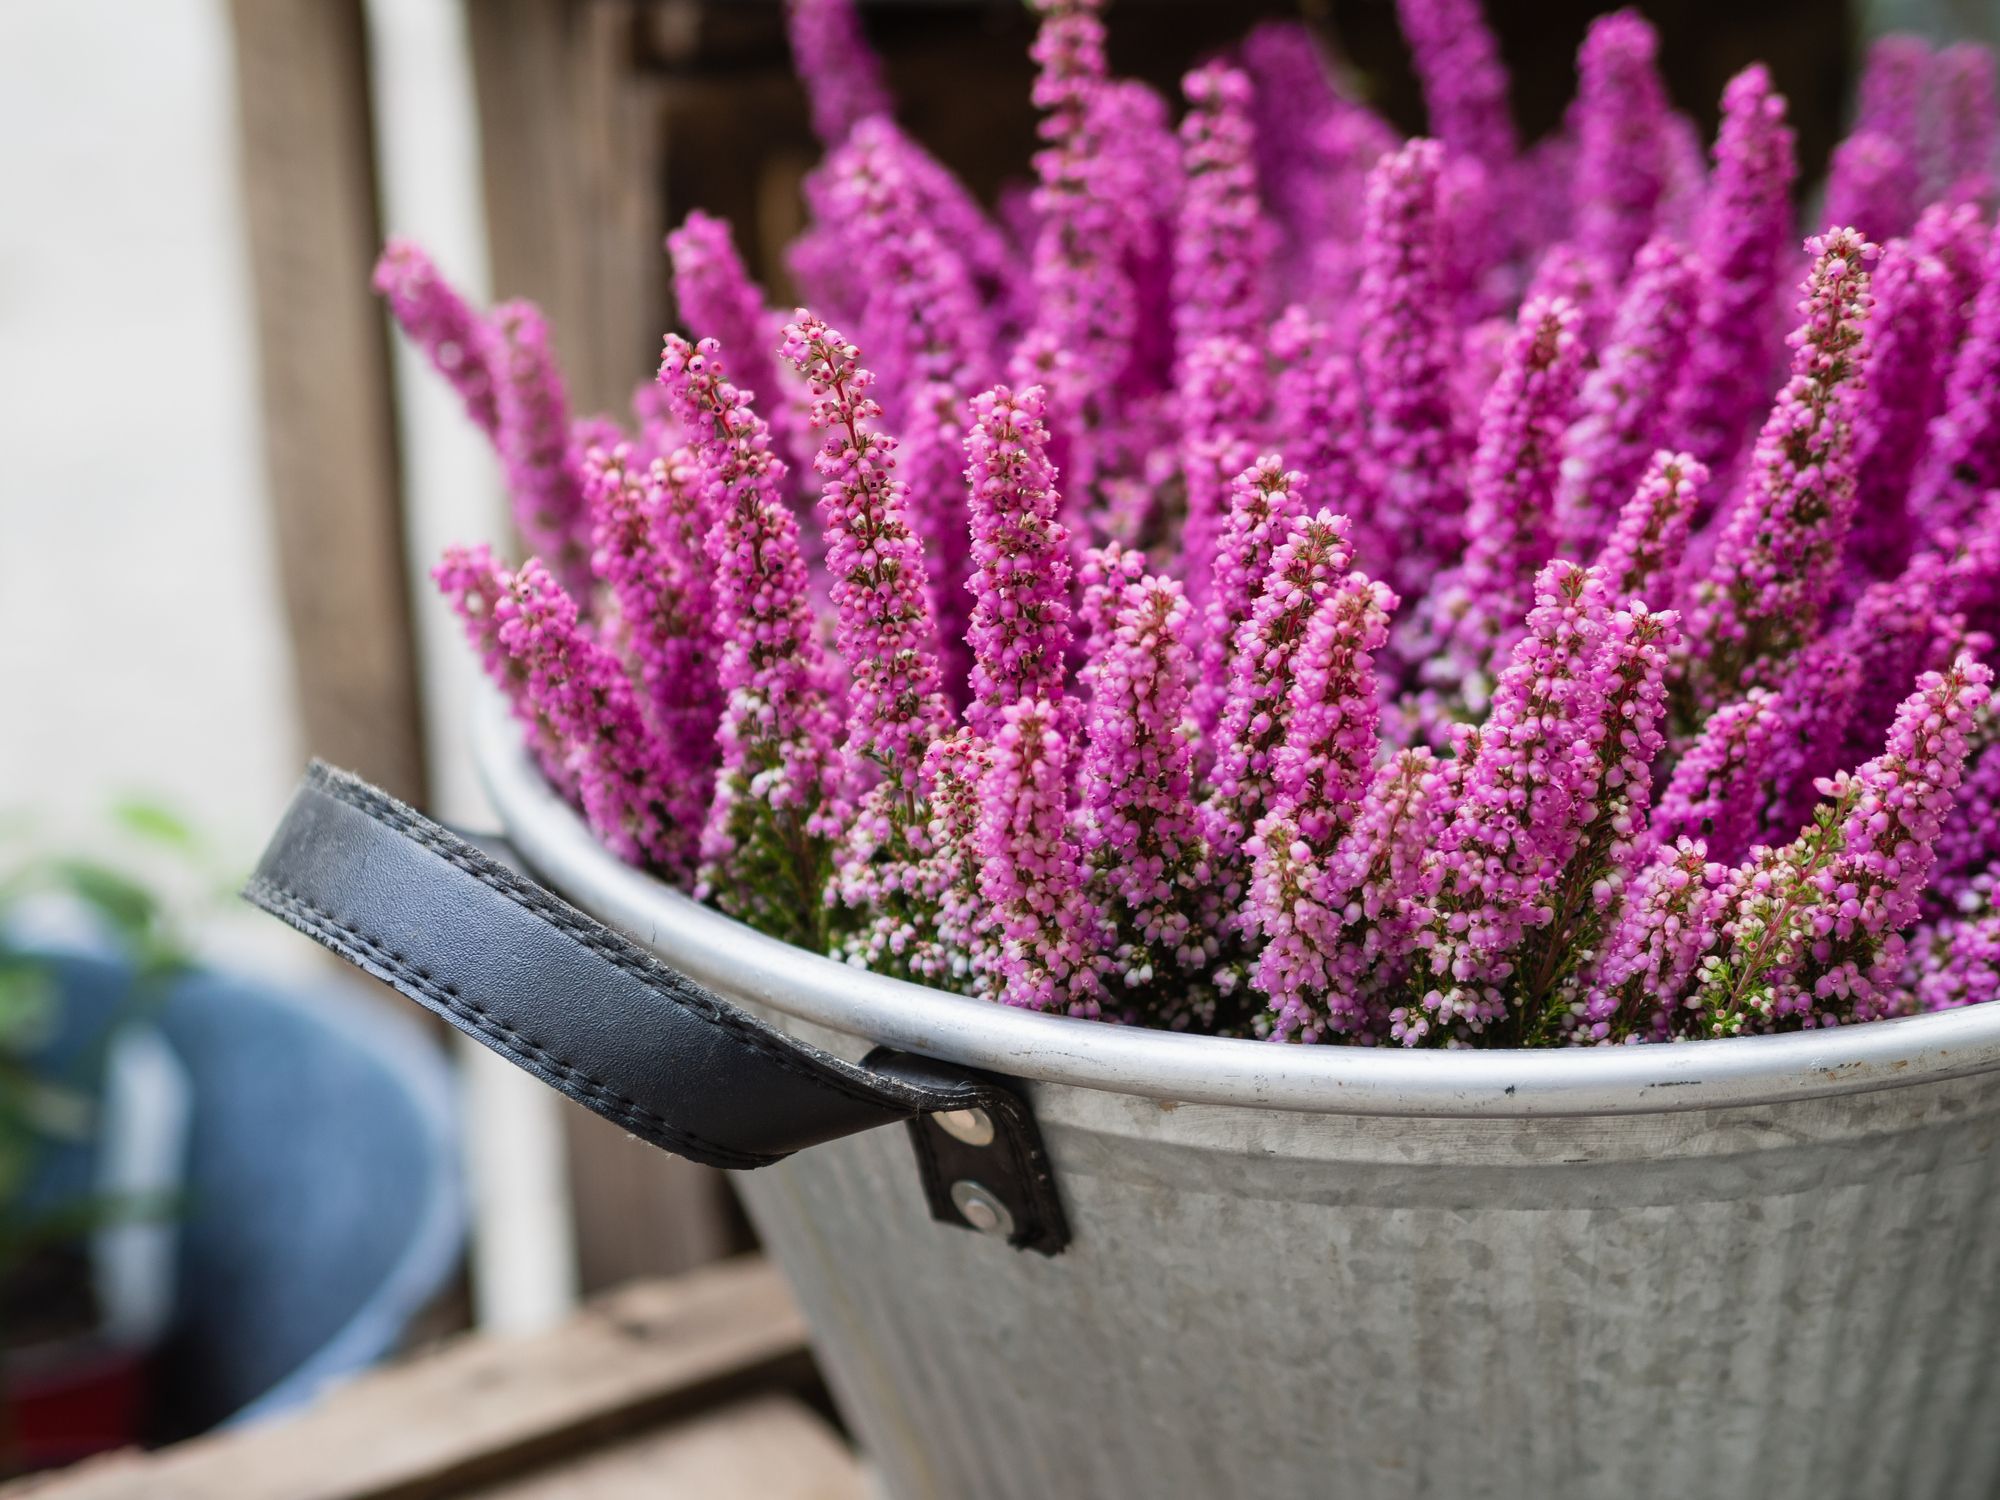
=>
[245,763,1070,1256]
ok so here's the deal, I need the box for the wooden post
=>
[229,0,428,805]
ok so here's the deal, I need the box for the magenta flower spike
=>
[486,300,597,599]
[579,443,722,791]
[667,211,808,475]
[1686,229,1876,704]
[1196,454,1310,738]
[1847,237,1955,581]
[1825,130,1918,245]
[1856,35,1933,160]
[1357,139,1469,597]
[1393,0,1516,174]
[1910,221,2000,544]
[433,544,574,798]
[1692,656,1992,1035]
[1571,10,1672,277]
[977,696,1108,1016]
[494,558,695,877]
[1592,449,1706,606]
[1395,563,1614,1045]
[1013,0,1129,506]
[1928,731,2000,919]
[1907,905,2000,1012]
[1078,567,1221,1019]
[1267,308,1370,555]
[1580,838,1731,1041]
[1173,62,1272,357]
[1177,332,1267,596]
[964,385,1076,740]
[1202,510,1356,909]
[1246,571,1397,1040]
[783,0,891,146]
[1649,686,1782,865]
[1671,65,1799,475]
[1937,43,1999,205]
[1425,295,1587,710]
[656,333,845,945]
[374,240,498,437]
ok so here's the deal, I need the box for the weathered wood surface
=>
[228,0,428,805]
[4,1258,823,1500]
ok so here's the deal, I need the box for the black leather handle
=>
[245,764,1068,1252]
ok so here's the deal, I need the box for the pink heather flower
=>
[1686,229,1876,703]
[1929,723,2000,919]
[1396,563,1614,1045]
[1907,904,2000,1013]
[374,240,498,436]
[1093,79,1181,399]
[1910,221,2000,544]
[977,697,1109,1016]
[486,300,597,599]
[1847,236,1956,580]
[1580,839,1731,1041]
[813,120,991,689]
[1522,242,1611,350]
[1196,454,1309,738]
[1173,62,1272,357]
[1571,10,1671,277]
[904,728,997,992]
[964,385,1075,739]
[1825,130,1918,245]
[1240,21,1355,299]
[579,443,722,795]
[1302,104,1403,311]
[1078,567,1221,1019]
[1269,306,1374,564]
[657,334,844,945]
[1246,571,1398,1040]
[1560,241,1702,502]
[1650,686,1782,866]
[1357,140,1469,598]
[494,558,694,876]
[1393,0,1516,173]
[1755,632,1867,849]
[1691,657,1992,1034]
[1176,334,1266,611]
[666,211,808,476]
[1592,450,1706,606]
[1671,65,1799,475]
[433,545,574,799]
[783,0,891,146]
[1012,0,1128,505]
[1825,548,1996,785]
[781,314,948,793]
[1856,35,1933,161]
[1937,43,1999,205]
[1202,510,1356,909]
[1284,747,1456,1037]
[1424,296,1587,711]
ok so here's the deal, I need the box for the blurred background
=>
[3,0,1997,1475]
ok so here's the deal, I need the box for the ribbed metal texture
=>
[735,1049,2000,1500]
[473,701,2000,1499]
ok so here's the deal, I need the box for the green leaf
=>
[42,859,161,941]
[110,797,202,855]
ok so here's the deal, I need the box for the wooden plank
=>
[7,1258,812,1500]
[474,1396,866,1500]
[561,1106,748,1295]
[228,0,428,804]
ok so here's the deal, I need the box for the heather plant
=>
[388,0,2000,1048]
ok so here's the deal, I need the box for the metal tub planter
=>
[247,703,2000,1500]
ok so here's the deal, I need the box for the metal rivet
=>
[934,1106,996,1147]
[950,1180,1015,1239]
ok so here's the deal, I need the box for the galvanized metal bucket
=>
[476,699,2000,1500]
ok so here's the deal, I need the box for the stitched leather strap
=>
[247,763,973,1169]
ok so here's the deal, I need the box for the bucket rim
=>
[475,694,2000,1118]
